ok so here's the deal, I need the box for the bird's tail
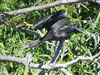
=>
[24,39,42,48]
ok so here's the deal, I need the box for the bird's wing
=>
[51,18,67,32]
[51,18,67,38]
[33,14,53,30]
[51,18,67,29]
[33,10,66,30]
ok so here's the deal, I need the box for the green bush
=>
[0,0,100,75]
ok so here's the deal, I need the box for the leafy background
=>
[0,0,100,75]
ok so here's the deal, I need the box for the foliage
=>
[0,0,100,75]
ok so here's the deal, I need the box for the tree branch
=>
[0,50,100,70]
[0,0,100,16]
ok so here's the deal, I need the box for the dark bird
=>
[24,18,82,48]
[33,10,66,31]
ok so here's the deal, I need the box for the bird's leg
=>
[50,40,64,64]
[46,40,64,74]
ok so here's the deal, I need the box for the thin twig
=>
[51,41,58,52]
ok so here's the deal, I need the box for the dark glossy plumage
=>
[33,10,66,31]
[24,18,82,48]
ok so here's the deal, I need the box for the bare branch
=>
[0,55,25,64]
[0,0,99,16]
[0,50,100,70]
